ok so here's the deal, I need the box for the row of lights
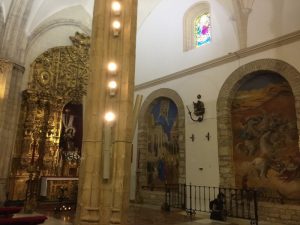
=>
[105,1,122,123]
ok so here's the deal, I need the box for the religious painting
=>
[232,72,300,199]
[146,97,179,189]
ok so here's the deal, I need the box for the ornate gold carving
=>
[9,32,90,200]
[29,32,90,103]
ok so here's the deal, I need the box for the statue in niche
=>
[61,108,82,176]
[62,109,76,151]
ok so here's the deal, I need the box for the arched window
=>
[183,2,211,51]
[194,13,211,47]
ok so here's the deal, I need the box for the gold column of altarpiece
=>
[9,32,90,200]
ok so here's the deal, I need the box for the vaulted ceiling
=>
[0,0,169,34]
[0,0,239,35]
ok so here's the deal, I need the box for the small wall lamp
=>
[104,111,116,122]
[107,62,117,74]
[112,20,121,36]
[112,1,121,15]
[103,111,115,180]
[186,94,205,122]
[108,80,117,96]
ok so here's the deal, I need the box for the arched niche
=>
[217,59,300,190]
[183,1,210,51]
[59,102,83,177]
[9,32,90,200]
[136,88,185,205]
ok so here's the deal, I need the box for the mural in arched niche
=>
[136,88,185,205]
[231,71,300,199]
[146,97,179,188]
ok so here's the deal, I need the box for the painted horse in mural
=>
[238,111,299,180]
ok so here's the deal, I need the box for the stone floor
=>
[14,203,285,225]
[30,204,246,225]
[13,204,284,225]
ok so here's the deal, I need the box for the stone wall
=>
[258,202,300,225]
[0,59,24,203]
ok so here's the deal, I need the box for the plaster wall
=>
[135,0,238,85]
[137,0,162,30]
[135,0,300,85]
[130,39,300,199]
[248,0,300,47]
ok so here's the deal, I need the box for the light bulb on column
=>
[104,112,116,122]
[112,20,121,36]
[107,62,117,74]
[108,80,117,96]
[112,1,121,15]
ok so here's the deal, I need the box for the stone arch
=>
[217,58,300,187]
[26,19,91,57]
[30,18,91,40]
[136,88,185,204]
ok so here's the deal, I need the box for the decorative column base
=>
[79,207,100,224]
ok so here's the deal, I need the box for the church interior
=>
[0,0,300,225]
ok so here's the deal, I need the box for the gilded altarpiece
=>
[9,32,90,200]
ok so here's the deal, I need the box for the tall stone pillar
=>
[0,0,34,64]
[76,0,137,225]
[0,59,24,203]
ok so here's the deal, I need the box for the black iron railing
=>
[164,183,258,225]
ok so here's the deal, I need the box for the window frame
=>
[183,2,211,51]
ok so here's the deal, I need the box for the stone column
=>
[0,59,24,203]
[76,0,137,225]
[0,0,34,64]
[0,0,34,202]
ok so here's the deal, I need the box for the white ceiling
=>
[0,0,236,35]
[10,0,163,35]
[25,0,93,34]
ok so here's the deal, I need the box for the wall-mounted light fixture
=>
[112,20,121,36]
[103,0,121,180]
[112,1,121,15]
[104,111,116,122]
[107,62,117,74]
[107,62,118,96]
[103,111,116,180]
[186,94,205,122]
[108,80,117,96]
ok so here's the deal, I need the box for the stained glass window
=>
[194,13,211,47]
